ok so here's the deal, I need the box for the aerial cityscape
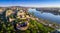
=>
[0,0,60,33]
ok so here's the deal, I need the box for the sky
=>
[0,0,60,7]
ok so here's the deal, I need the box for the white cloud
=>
[20,4,60,7]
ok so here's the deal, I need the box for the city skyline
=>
[0,0,60,7]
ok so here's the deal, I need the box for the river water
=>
[28,8,60,24]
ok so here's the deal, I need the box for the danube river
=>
[28,8,60,24]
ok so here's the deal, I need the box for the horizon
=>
[0,0,60,7]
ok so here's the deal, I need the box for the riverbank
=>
[28,9,60,29]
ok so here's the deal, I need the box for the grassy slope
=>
[0,18,54,33]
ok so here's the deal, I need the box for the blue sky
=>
[0,0,60,7]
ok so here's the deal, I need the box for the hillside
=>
[0,7,54,33]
